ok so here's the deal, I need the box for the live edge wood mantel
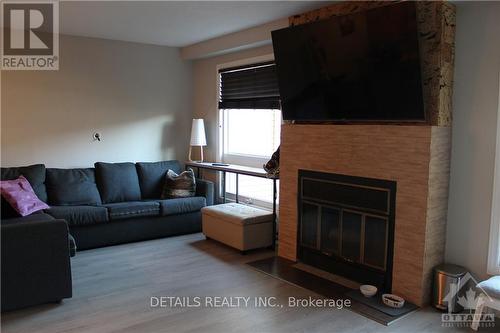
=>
[278,1,455,307]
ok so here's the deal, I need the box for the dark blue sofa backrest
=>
[46,168,102,206]
[136,161,181,199]
[1,161,183,215]
[94,162,142,204]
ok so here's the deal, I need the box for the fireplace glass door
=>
[300,203,388,271]
[298,170,396,290]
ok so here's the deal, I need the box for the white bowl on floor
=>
[360,285,377,297]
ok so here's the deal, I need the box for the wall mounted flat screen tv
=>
[271,2,425,122]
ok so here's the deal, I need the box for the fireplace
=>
[297,170,396,292]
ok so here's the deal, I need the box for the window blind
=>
[219,62,280,109]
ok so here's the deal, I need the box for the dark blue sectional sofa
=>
[1,160,214,311]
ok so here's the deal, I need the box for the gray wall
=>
[446,2,500,279]
[1,35,192,168]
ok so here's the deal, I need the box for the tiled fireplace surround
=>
[278,124,451,306]
[277,1,455,307]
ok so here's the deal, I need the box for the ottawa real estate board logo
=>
[1,1,59,70]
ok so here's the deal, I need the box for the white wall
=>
[446,2,500,279]
[181,18,287,60]
[1,35,192,168]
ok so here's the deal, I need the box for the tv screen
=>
[271,2,425,122]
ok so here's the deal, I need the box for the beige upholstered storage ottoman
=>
[201,203,273,252]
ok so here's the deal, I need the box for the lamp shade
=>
[190,119,207,146]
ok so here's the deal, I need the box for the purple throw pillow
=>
[0,175,49,217]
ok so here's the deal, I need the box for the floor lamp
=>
[189,119,207,162]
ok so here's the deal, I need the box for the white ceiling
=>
[60,1,332,47]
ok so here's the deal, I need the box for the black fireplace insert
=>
[297,170,396,292]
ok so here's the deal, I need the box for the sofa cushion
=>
[161,169,196,199]
[1,212,55,225]
[46,168,102,206]
[95,162,142,203]
[46,205,109,227]
[1,164,48,213]
[0,176,50,216]
[136,160,182,199]
[103,201,160,221]
[159,197,206,216]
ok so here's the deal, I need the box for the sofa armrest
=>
[196,178,214,206]
[1,219,72,311]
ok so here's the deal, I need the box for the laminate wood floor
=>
[1,233,497,333]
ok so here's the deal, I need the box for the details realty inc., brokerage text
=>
[151,296,351,309]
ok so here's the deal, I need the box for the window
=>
[222,108,281,160]
[220,108,281,206]
[218,62,280,207]
[487,72,500,275]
